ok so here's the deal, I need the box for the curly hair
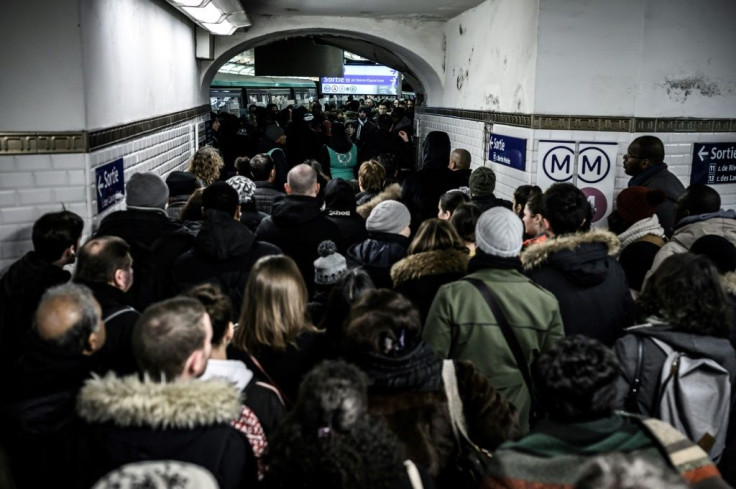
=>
[187,146,223,186]
[264,361,408,489]
[636,253,732,337]
[533,335,620,422]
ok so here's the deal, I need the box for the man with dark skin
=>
[623,135,685,237]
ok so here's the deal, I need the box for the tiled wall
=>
[0,115,206,273]
[416,113,736,208]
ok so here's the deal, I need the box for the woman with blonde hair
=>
[229,255,328,405]
[390,218,469,323]
[187,146,224,186]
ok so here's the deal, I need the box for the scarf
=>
[617,215,665,253]
[467,249,523,274]
[356,342,443,394]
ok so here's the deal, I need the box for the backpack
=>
[629,335,731,460]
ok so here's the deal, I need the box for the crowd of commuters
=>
[1,109,736,489]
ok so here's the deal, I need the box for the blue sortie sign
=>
[691,142,736,185]
[489,133,527,171]
[95,158,125,213]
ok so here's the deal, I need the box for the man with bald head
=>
[624,135,686,236]
[3,283,105,488]
[256,163,344,294]
[74,235,139,375]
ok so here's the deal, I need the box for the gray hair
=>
[36,283,101,353]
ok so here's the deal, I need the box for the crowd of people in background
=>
[2,95,736,489]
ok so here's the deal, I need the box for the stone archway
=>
[198,15,446,104]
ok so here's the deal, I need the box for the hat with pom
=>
[616,186,666,225]
[314,240,348,285]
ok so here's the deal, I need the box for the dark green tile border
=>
[0,105,210,155]
[418,107,736,133]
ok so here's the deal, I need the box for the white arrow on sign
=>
[698,146,708,162]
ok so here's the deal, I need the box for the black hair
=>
[637,253,732,337]
[439,190,470,215]
[185,283,233,346]
[376,114,393,132]
[32,210,84,262]
[450,203,481,243]
[514,185,542,216]
[533,335,620,422]
[202,181,239,216]
[690,235,736,274]
[541,183,592,235]
[675,184,721,224]
[630,135,665,164]
[322,268,375,344]
[74,236,131,284]
[526,187,543,216]
[234,156,251,176]
[250,153,275,181]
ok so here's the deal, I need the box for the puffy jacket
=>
[521,229,634,346]
[347,232,409,288]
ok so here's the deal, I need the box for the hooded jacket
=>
[357,183,403,219]
[628,163,686,237]
[347,232,410,288]
[174,209,280,313]
[391,248,470,324]
[521,229,634,346]
[75,375,257,489]
[256,195,344,296]
[649,209,736,276]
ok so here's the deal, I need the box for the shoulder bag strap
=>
[403,460,424,489]
[625,335,645,413]
[441,359,475,447]
[464,277,538,409]
[248,353,292,407]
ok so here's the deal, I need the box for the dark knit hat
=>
[325,178,356,212]
[616,186,666,225]
[469,167,496,196]
[126,172,169,209]
[166,171,199,197]
[265,125,285,142]
[314,241,348,285]
[475,207,523,257]
[691,235,736,274]
[366,200,410,235]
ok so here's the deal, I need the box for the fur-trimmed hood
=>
[356,183,402,219]
[521,229,620,270]
[390,248,469,287]
[77,374,242,429]
[723,272,736,296]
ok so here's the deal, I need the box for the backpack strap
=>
[103,306,137,324]
[441,360,477,448]
[464,277,540,418]
[403,460,424,489]
[625,335,645,413]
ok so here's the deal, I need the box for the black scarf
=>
[467,249,522,274]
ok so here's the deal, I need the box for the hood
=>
[193,209,255,261]
[521,229,620,287]
[325,178,357,212]
[347,233,409,268]
[390,249,469,286]
[675,209,736,229]
[1,252,70,300]
[270,195,323,226]
[77,374,242,429]
[421,131,450,169]
[627,322,736,369]
[356,183,402,219]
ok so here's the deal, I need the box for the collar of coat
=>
[520,229,620,271]
[356,183,402,219]
[77,373,242,429]
[390,248,469,286]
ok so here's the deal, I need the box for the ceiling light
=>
[202,19,236,36]
[183,2,224,23]
[172,0,206,7]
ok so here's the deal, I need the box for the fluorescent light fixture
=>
[183,2,224,24]
[172,0,206,7]
[202,19,236,35]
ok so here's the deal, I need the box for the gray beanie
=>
[126,172,169,209]
[314,240,347,285]
[226,175,256,204]
[469,166,496,197]
[475,207,523,257]
[366,200,411,235]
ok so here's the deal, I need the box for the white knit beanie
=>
[475,207,523,257]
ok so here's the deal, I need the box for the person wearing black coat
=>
[256,164,344,297]
[324,178,368,249]
[174,183,281,315]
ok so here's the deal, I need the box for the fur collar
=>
[390,249,469,286]
[521,229,620,270]
[723,272,736,295]
[356,183,402,219]
[77,374,242,429]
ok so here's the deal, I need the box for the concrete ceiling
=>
[242,0,486,21]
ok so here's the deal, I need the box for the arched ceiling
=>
[242,0,485,20]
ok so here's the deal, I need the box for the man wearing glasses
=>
[623,135,686,236]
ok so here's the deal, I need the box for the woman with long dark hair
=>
[320,122,358,181]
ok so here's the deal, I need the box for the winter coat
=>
[347,232,410,288]
[174,209,280,314]
[628,163,686,237]
[0,251,70,377]
[614,322,736,417]
[75,375,257,489]
[391,248,469,324]
[76,280,139,376]
[521,229,634,346]
[96,208,193,310]
[350,342,518,488]
[403,167,472,231]
[239,206,268,233]
[648,209,736,277]
[358,131,412,168]
[256,195,344,297]
[326,209,368,249]
[253,181,284,215]
[424,263,564,433]
[483,414,730,489]
[471,193,513,213]
[357,183,403,219]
